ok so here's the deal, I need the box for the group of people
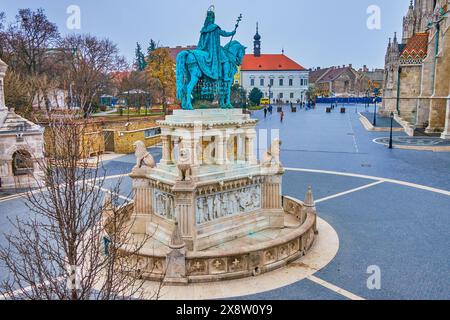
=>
[263,101,316,123]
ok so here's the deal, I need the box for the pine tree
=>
[147,39,157,56]
[134,42,146,71]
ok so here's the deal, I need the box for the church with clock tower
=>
[240,24,309,103]
[381,0,450,139]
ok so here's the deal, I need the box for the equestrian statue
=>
[176,6,246,110]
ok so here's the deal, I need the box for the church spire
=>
[253,22,261,57]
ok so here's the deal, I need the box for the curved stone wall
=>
[118,195,318,283]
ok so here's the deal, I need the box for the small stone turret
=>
[304,186,318,234]
[165,222,188,284]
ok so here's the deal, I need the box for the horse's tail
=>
[176,51,189,100]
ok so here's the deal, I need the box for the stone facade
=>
[0,58,44,189]
[381,0,450,139]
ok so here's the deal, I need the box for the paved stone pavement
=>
[1,104,449,300]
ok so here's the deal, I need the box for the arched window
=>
[12,150,34,176]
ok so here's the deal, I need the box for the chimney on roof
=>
[349,64,353,69]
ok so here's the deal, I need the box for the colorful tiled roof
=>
[400,33,429,64]
[241,54,305,71]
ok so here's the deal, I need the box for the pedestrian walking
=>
[280,110,285,123]
[264,108,267,118]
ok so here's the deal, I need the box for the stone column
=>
[441,95,450,139]
[133,179,153,215]
[262,175,284,228]
[237,134,245,162]
[216,133,226,165]
[192,138,201,166]
[172,188,195,251]
[245,132,257,165]
[161,135,171,165]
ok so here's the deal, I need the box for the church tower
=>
[403,1,416,43]
[414,0,437,33]
[253,22,261,57]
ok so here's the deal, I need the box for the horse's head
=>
[225,41,247,66]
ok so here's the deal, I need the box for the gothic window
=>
[12,150,34,176]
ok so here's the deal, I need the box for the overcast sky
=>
[1,0,411,69]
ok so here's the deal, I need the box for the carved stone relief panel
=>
[153,189,175,220]
[195,185,262,224]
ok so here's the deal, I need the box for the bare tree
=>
[0,114,162,300]
[58,34,128,117]
[2,8,60,76]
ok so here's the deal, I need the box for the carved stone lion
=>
[177,149,192,181]
[261,139,282,168]
[133,141,156,170]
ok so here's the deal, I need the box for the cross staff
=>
[229,14,243,43]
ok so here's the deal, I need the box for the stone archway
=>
[12,150,34,176]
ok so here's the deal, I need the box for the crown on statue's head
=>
[207,5,215,13]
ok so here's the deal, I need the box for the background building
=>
[309,65,376,97]
[240,24,309,103]
[381,0,450,138]
[0,58,44,189]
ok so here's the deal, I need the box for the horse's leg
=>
[186,66,200,110]
[226,81,233,109]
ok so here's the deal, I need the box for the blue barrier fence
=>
[316,97,382,104]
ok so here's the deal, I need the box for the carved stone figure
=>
[197,198,205,224]
[133,141,156,170]
[177,149,192,181]
[154,190,175,219]
[195,185,262,222]
[213,195,221,219]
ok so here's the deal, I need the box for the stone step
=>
[196,216,270,251]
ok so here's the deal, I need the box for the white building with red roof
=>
[240,24,309,103]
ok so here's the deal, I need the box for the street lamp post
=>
[372,88,380,127]
[389,112,394,149]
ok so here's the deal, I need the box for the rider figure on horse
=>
[197,6,236,81]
